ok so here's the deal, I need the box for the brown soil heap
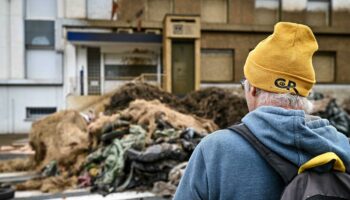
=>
[181,87,248,128]
[105,82,248,129]
[105,82,185,115]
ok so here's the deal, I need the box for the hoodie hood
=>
[242,106,350,169]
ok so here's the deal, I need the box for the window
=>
[306,0,331,27]
[26,50,62,80]
[26,107,57,121]
[25,21,55,48]
[201,49,234,82]
[313,52,335,83]
[88,48,101,95]
[105,65,157,80]
[201,0,228,23]
[26,0,56,20]
[255,0,280,25]
[104,52,158,80]
[25,0,60,81]
[147,0,173,22]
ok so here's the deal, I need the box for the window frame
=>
[254,0,282,25]
[200,0,229,24]
[200,48,235,83]
[306,0,332,27]
[312,51,336,83]
[26,107,57,121]
[104,64,158,81]
[25,20,55,49]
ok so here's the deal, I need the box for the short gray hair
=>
[244,81,313,113]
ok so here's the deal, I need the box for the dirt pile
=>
[181,87,248,128]
[105,82,185,115]
[105,82,248,129]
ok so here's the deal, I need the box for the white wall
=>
[0,0,25,80]
[0,86,64,134]
[10,0,25,79]
[65,0,86,19]
[26,0,56,20]
[64,43,78,96]
[0,87,10,134]
[87,0,112,20]
[26,50,63,81]
[0,0,10,79]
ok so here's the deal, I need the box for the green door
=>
[171,41,195,96]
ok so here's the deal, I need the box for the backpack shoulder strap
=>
[228,123,298,183]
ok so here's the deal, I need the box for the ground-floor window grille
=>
[26,107,57,121]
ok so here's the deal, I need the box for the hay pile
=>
[0,110,90,192]
[120,99,218,138]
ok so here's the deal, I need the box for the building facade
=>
[1,0,350,133]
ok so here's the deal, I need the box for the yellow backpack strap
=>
[298,152,346,174]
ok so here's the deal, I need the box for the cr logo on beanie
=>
[244,22,318,97]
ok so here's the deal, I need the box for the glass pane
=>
[88,48,101,95]
[306,1,330,26]
[26,0,56,19]
[201,0,227,23]
[313,52,335,83]
[25,20,54,47]
[105,65,157,80]
[201,49,234,82]
[255,0,279,25]
[26,49,61,80]
[26,107,57,120]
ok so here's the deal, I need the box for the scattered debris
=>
[83,99,217,195]
[0,82,248,197]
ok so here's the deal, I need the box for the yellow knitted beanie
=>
[244,22,318,97]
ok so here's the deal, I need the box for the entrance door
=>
[171,41,195,96]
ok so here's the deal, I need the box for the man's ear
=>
[250,86,258,97]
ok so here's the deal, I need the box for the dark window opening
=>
[25,20,55,48]
[105,65,157,80]
[26,107,57,120]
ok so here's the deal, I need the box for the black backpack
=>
[228,123,350,200]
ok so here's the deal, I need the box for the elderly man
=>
[173,22,350,199]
